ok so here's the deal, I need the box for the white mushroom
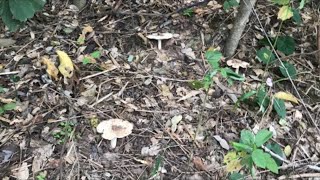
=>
[97,119,133,149]
[146,33,173,50]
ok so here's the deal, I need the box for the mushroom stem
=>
[157,40,162,50]
[110,138,117,149]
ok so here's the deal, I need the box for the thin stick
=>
[89,92,113,107]
[278,173,320,179]
[79,67,117,81]
[0,71,20,76]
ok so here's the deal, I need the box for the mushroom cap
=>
[97,119,133,140]
[146,33,173,40]
[226,59,250,69]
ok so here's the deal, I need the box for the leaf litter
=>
[0,0,319,179]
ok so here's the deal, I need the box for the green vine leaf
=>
[273,98,286,119]
[279,62,297,79]
[255,129,273,147]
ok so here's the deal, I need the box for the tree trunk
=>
[224,0,257,58]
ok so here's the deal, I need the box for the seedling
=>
[82,50,101,64]
[36,171,47,180]
[190,48,245,91]
[224,129,283,179]
[52,121,75,144]
[182,8,194,17]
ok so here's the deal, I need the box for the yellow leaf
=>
[274,91,299,104]
[224,152,242,172]
[56,50,74,78]
[284,145,292,157]
[42,56,59,80]
[278,6,293,21]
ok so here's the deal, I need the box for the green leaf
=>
[292,9,302,25]
[252,149,267,168]
[258,37,276,47]
[266,143,284,166]
[189,80,204,90]
[182,8,194,17]
[30,0,46,11]
[0,0,5,15]
[223,0,239,11]
[255,129,273,147]
[272,0,290,5]
[150,155,163,177]
[82,57,91,65]
[256,47,275,64]
[277,6,293,21]
[0,86,5,93]
[279,62,297,79]
[299,0,305,9]
[240,130,255,146]
[238,90,257,102]
[229,172,245,180]
[202,72,213,90]
[257,86,270,113]
[91,50,101,59]
[205,49,222,69]
[273,98,286,119]
[222,68,245,81]
[231,142,253,153]
[265,153,279,174]
[1,1,23,32]
[0,107,4,115]
[3,103,16,111]
[276,36,295,55]
[9,0,35,21]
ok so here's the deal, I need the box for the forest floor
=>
[1,0,320,179]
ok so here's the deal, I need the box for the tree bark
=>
[224,0,257,58]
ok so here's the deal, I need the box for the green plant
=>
[224,129,283,179]
[190,48,245,90]
[182,8,194,17]
[52,121,75,144]
[82,50,101,64]
[36,171,47,180]
[223,0,240,11]
[0,102,16,115]
[0,0,46,32]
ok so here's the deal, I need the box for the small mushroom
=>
[97,119,133,149]
[146,33,173,50]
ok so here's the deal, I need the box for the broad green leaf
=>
[257,86,270,113]
[256,47,275,64]
[229,173,245,180]
[266,143,285,166]
[265,154,279,173]
[9,0,35,21]
[1,1,22,32]
[274,91,299,104]
[276,36,295,55]
[0,0,5,15]
[292,9,302,25]
[240,130,255,146]
[231,142,253,153]
[223,0,239,11]
[205,49,222,69]
[3,103,16,111]
[272,0,290,5]
[90,51,101,59]
[30,0,46,11]
[278,6,293,21]
[255,129,273,147]
[279,62,297,79]
[252,149,267,168]
[273,98,286,119]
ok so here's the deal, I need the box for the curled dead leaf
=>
[56,50,74,78]
[42,56,59,80]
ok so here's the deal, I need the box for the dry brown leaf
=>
[193,156,207,171]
